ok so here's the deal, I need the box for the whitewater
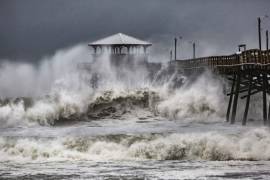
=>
[0,44,270,179]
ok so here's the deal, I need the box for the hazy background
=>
[1,0,270,62]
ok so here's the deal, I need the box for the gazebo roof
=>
[89,33,151,46]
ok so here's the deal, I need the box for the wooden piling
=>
[242,73,252,125]
[263,73,268,125]
[268,99,270,123]
[231,70,241,124]
[226,74,236,122]
[266,75,270,125]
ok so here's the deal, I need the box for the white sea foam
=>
[1,128,270,162]
[0,74,226,127]
[156,72,226,122]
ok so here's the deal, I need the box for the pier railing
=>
[173,49,270,74]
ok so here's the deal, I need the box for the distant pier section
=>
[171,49,270,126]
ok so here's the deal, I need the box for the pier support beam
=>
[226,74,236,122]
[268,74,270,124]
[242,73,253,125]
[263,73,268,125]
[231,70,241,124]
[268,99,270,123]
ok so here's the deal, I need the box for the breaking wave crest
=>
[0,73,226,127]
[0,78,225,127]
[1,128,270,162]
[0,89,158,126]
[156,72,226,122]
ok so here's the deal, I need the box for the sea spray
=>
[0,44,90,98]
[0,43,254,127]
[156,72,226,122]
[0,77,226,127]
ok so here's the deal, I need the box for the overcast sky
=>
[1,0,270,62]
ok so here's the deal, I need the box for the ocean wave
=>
[0,89,158,126]
[86,89,158,119]
[0,72,227,127]
[1,128,270,162]
[155,72,226,122]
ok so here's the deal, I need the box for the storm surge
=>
[1,44,269,167]
[1,128,270,162]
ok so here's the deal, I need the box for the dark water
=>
[2,160,270,179]
[1,117,270,179]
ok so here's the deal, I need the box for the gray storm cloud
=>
[0,0,270,61]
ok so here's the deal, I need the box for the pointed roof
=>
[89,33,151,46]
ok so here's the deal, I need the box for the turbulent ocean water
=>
[0,46,270,179]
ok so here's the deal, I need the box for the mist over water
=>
[0,44,90,97]
[0,44,270,179]
[0,44,226,127]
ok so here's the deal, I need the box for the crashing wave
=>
[86,89,158,119]
[0,89,160,126]
[1,128,270,162]
[0,72,226,127]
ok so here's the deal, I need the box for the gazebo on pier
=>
[88,33,152,55]
[78,33,156,88]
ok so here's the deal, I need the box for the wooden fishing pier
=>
[84,29,270,125]
[171,49,270,125]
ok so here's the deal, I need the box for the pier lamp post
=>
[266,30,269,51]
[257,15,269,125]
[258,17,262,50]
[170,50,173,61]
[189,41,196,59]
[258,15,269,50]
[179,36,182,59]
[173,36,182,60]
[193,42,196,59]
[174,37,177,60]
